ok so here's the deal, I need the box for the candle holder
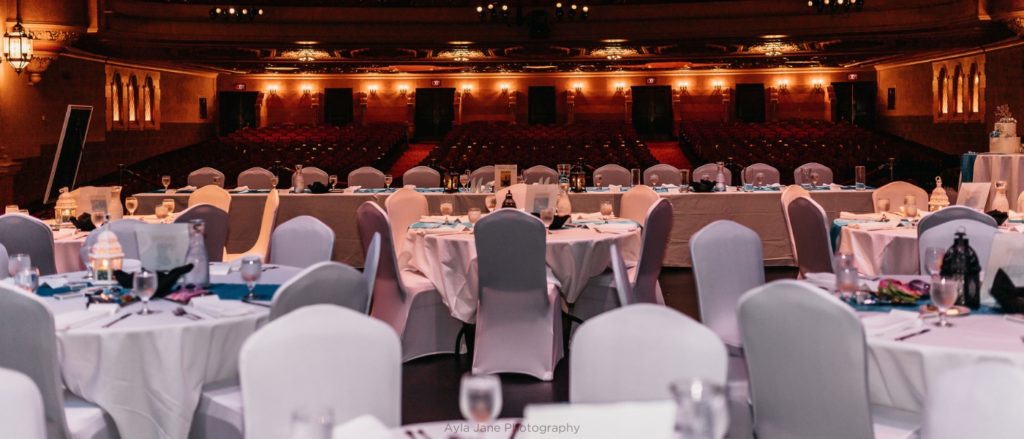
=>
[570,159,587,193]
[89,231,124,286]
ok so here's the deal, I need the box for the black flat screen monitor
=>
[43,105,93,204]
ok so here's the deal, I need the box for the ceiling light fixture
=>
[210,5,264,21]
[555,2,589,20]
[439,48,483,63]
[749,41,799,57]
[3,0,33,75]
[281,48,330,62]
[808,0,862,13]
[593,46,636,61]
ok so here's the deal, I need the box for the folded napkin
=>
[178,185,197,192]
[861,310,921,337]
[416,224,469,235]
[52,228,80,240]
[420,215,467,224]
[209,262,231,276]
[42,277,69,289]
[332,415,392,439]
[847,221,900,231]
[54,304,118,331]
[575,212,608,220]
[229,186,249,193]
[588,223,639,233]
[840,212,885,221]
[345,185,362,193]
[608,185,623,193]
[191,296,256,318]
[803,272,838,290]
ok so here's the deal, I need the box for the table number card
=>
[136,223,190,271]
[957,182,992,210]
[494,164,518,191]
[524,184,561,213]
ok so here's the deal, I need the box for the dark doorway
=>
[324,88,354,126]
[735,84,766,123]
[832,82,877,128]
[631,86,674,140]
[528,86,557,125]
[414,88,455,141]
[218,91,258,135]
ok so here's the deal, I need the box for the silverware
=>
[405,431,417,439]
[894,328,931,341]
[173,307,202,320]
[242,298,271,308]
[102,313,132,328]
[418,429,433,439]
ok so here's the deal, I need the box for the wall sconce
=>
[614,82,626,93]
[573,83,584,94]
[397,84,409,95]
[301,85,313,95]
[712,80,724,91]
[267,85,279,95]
[461,84,473,94]
[812,79,824,91]
[367,85,379,96]
[777,80,789,91]
[677,81,689,92]
[499,83,510,94]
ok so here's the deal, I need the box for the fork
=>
[173,307,202,320]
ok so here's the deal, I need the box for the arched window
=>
[111,74,123,123]
[969,63,980,114]
[143,76,155,123]
[938,68,948,115]
[127,76,139,123]
[952,65,963,114]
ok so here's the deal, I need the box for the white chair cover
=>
[473,209,563,380]
[495,183,528,209]
[918,219,997,274]
[348,166,387,189]
[780,185,810,258]
[786,196,835,275]
[292,166,329,189]
[921,363,1024,439]
[917,205,996,236]
[609,243,632,307]
[363,233,382,314]
[0,243,8,280]
[470,165,495,186]
[643,164,681,186]
[79,219,144,265]
[236,167,275,190]
[742,163,781,185]
[691,220,764,350]
[187,185,231,212]
[240,305,402,439]
[693,163,732,184]
[269,215,335,268]
[188,167,225,188]
[384,187,428,256]
[570,304,727,403]
[0,367,46,439]
[873,181,929,213]
[794,162,834,185]
[270,262,370,320]
[224,188,279,262]
[174,205,229,263]
[402,166,441,188]
[738,280,919,439]
[593,164,631,186]
[620,185,660,225]
[523,165,559,184]
[0,214,57,275]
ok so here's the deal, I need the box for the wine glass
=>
[670,378,729,439]
[328,175,338,190]
[240,255,263,300]
[595,174,604,188]
[13,267,39,293]
[154,205,169,220]
[460,173,470,189]
[600,201,614,219]
[539,207,555,233]
[161,175,171,192]
[125,196,139,216]
[904,195,918,218]
[271,176,280,190]
[289,407,334,439]
[134,269,158,315]
[91,210,107,228]
[162,199,176,215]
[459,374,503,427]
[924,247,944,279]
[650,174,661,187]
[876,198,890,213]
[467,208,482,226]
[755,172,765,188]
[932,277,960,327]
[384,174,393,190]
[810,172,820,187]
[680,169,691,193]
[8,253,30,278]
[484,195,497,213]
[440,202,454,225]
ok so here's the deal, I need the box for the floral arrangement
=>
[876,278,929,304]
[996,104,1014,122]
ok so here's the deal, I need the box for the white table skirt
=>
[53,229,87,274]
[839,227,920,276]
[46,266,301,439]
[972,153,1024,211]
[402,227,641,323]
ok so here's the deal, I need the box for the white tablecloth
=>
[839,226,920,276]
[45,266,301,439]
[402,226,641,323]
[972,153,1024,210]
[51,228,88,273]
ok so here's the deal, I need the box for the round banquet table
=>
[41,265,301,439]
[972,153,1024,211]
[838,225,920,276]
[402,225,642,323]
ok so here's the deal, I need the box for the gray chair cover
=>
[793,162,834,185]
[921,363,1024,439]
[269,262,370,320]
[363,233,382,314]
[608,244,632,307]
[570,304,727,403]
[786,197,834,275]
[347,166,387,188]
[0,243,8,280]
[593,164,631,186]
[523,165,559,184]
[270,215,335,268]
[0,367,46,439]
[742,163,781,185]
[187,167,225,188]
[473,209,564,380]
[402,166,441,188]
[643,164,681,186]
[79,219,145,265]
[174,205,228,262]
[0,214,57,275]
[691,220,764,350]
[236,167,276,190]
[356,202,462,361]
[917,205,996,236]
[919,219,997,275]
[739,280,919,439]
[292,166,329,188]
[693,163,732,184]
[470,166,495,186]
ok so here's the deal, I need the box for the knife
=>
[894,328,930,341]
[102,313,133,328]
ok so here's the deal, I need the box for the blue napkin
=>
[415,188,446,193]
[585,187,610,193]
[850,300,1002,315]
[409,222,471,230]
[751,186,781,192]
[840,185,875,190]
[37,283,280,301]
[355,188,393,194]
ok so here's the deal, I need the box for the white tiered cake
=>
[990,105,1021,154]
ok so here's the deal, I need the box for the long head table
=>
[134,188,875,268]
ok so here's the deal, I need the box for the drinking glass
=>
[459,374,503,426]
[162,199,176,215]
[755,173,765,187]
[595,174,604,188]
[650,174,660,187]
[855,166,866,190]
[680,169,691,193]
[484,195,497,213]
[904,195,918,217]
[440,202,455,225]
[134,270,158,315]
[924,246,944,278]
[125,196,139,216]
[460,173,470,189]
[328,175,338,190]
[876,198,890,213]
[467,208,482,225]
[630,168,642,186]
[4,205,18,214]
[384,174,393,190]
[932,277,960,327]
[161,175,171,192]
[91,210,107,228]
[670,378,729,439]
[810,172,820,187]
[600,201,614,219]
[800,168,810,186]
[271,176,280,189]
[539,207,555,232]
[8,253,30,277]
[240,256,263,300]
[289,407,334,439]
[13,267,39,293]
[154,205,169,220]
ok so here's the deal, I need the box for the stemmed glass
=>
[680,169,691,193]
[670,379,729,439]
[539,207,555,234]
[484,196,497,213]
[240,256,263,301]
[755,173,765,188]
[91,210,107,229]
[904,195,918,218]
[13,267,40,293]
[600,201,614,220]
[932,277,960,327]
[8,254,31,278]
[650,174,661,187]
[810,172,820,188]
[440,202,454,225]
[161,175,171,192]
[876,198,890,213]
[162,199,176,215]
[125,196,139,217]
[271,176,280,190]
[460,172,470,190]
[384,174,393,190]
[134,270,158,315]
[328,175,338,190]
[924,247,944,279]
[459,374,503,430]
[595,174,604,188]
[467,208,482,226]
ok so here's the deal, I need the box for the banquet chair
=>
[916,205,996,236]
[269,216,334,268]
[236,167,275,190]
[496,183,528,209]
[780,184,811,258]
[187,185,231,213]
[0,367,46,439]
[593,164,631,186]
[175,205,229,263]
[1018,190,1024,212]
[223,188,279,262]
[643,164,681,186]
[570,304,727,403]
[523,165,559,184]
[402,166,441,188]
[473,209,563,380]
[470,165,495,186]
[270,262,370,320]
[0,284,118,439]
[0,243,7,279]
[873,181,929,213]
[292,166,329,189]
[693,163,732,184]
[363,233,382,314]
[240,305,401,439]
[348,166,387,188]
[384,187,428,256]
[741,163,781,185]
[786,196,835,275]
[619,185,660,225]
[920,363,1024,439]
[794,162,834,185]
[79,219,145,264]
[918,218,997,274]
[0,213,57,275]
[739,280,920,439]
[188,167,225,188]
[356,202,462,361]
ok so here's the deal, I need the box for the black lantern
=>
[443,165,460,193]
[570,158,587,193]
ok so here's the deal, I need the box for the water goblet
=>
[13,267,40,293]
[595,174,604,188]
[650,174,660,187]
[600,201,614,219]
[670,379,729,439]
[932,277,961,327]
[125,196,139,216]
[154,205,169,220]
[384,174,393,190]
[8,253,30,278]
[440,202,454,225]
[904,195,918,218]
[924,247,944,279]
[467,208,482,226]
[161,175,171,192]
[459,374,503,428]
[91,210,108,228]
[484,195,497,213]
[539,207,555,233]
[460,173,470,189]
[810,172,820,188]
[271,176,280,189]
[134,269,159,315]
[876,198,890,213]
[328,175,338,190]
[755,172,765,187]
[162,199,176,215]
[240,256,263,300]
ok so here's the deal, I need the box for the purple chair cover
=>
[523,165,559,184]
[402,166,441,188]
[348,167,387,189]
[0,214,57,275]
[786,197,834,275]
[174,205,228,262]
[237,167,275,190]
[693,163,732,184]
[187,167,225,188]
[742,163,781,185]
[80,219,145,265]
[269,261,370,320]
[691,220,764,350]
[643,164,682,186]
[593,164,631,186]
[793,162,834,185]
[269,215,334,268]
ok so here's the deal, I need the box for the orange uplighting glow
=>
[367,84,379,95]
[397,84,409,94]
